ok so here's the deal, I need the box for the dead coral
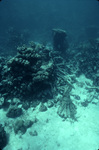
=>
[57,87,77,120]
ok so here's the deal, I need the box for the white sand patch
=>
[2,75,99,150]
[3,104,99,150]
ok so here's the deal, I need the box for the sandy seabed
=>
[1,75,99,150]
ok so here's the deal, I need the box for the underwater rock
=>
[14,120,26,134]
[52,29,68,55]
[14,119,33,134]
[11,98,21,106]
[0,97,4,108]
[47,100,54,108]
[2,99,11,109]
[72,95,80,100]
[31,100,40,108]
[29,130,38,136]
[81,100,89,107]
[6,105,22,118]
[39,103,47,112]
[22,102,30,110]
[0,124,8,149]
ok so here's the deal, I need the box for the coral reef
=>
[1,28,99,150]
[0,42,55,101]
[76,40,99,86]
[1,28,98,123]
[0,38,77,121]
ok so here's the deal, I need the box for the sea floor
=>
[1,74,99,150]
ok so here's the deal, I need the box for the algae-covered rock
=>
[47,100,54,108]
[14,119,33,134]
[0,124,8,149]
[6,105,22,118]
[39,103,47,112]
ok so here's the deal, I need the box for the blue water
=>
[0,0,99,45]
